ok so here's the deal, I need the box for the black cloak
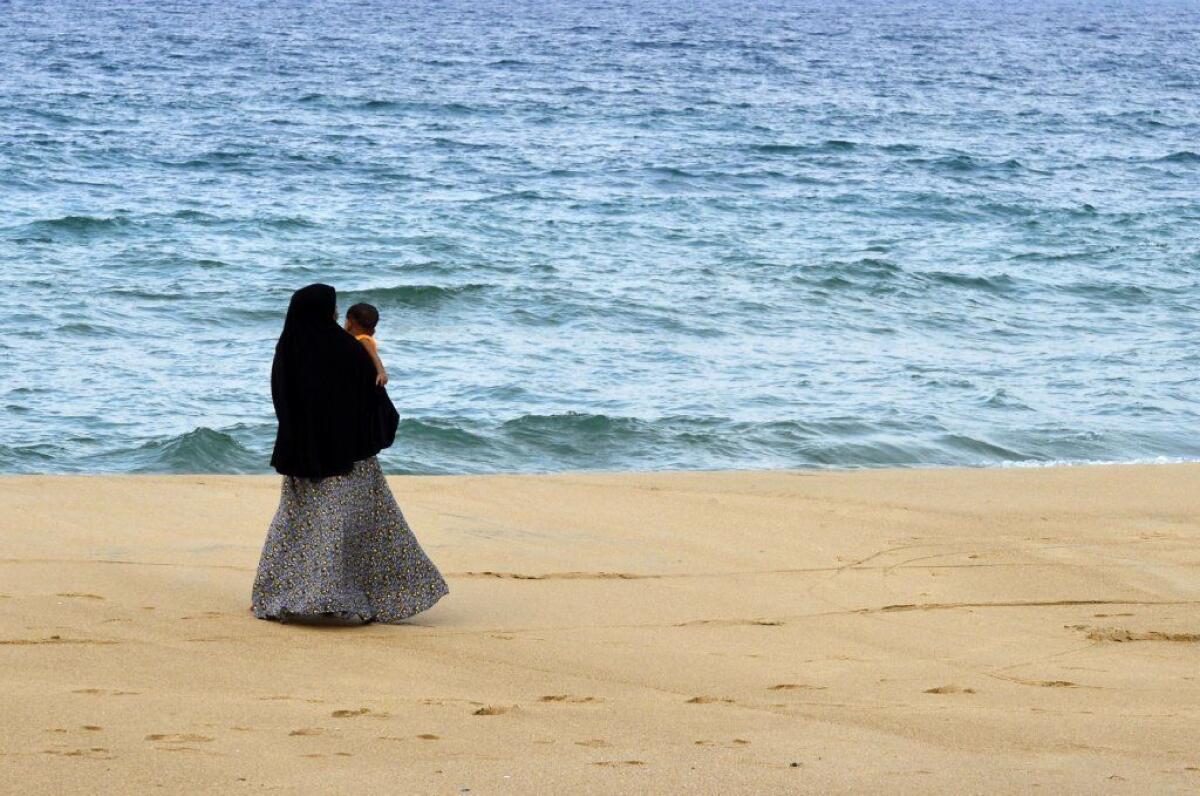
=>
[269,283,399,479]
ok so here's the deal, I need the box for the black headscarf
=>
[269,283,399,479]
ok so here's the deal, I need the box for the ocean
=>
[1,0,1198,474]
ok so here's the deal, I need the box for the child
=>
[344,302,388,386]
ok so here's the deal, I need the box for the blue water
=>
[2,0,1198,474]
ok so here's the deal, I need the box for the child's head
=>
[345,303,379,336]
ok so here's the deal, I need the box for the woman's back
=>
[269,283,393,479]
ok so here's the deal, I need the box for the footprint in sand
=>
[43,747,113,759]
[593,760,646,767]
[331,708,388,718]
[1074,626,1200,643]
[473,705,516,716]
[259,695,324,704]
[146,733,214,743]
[417,734,440,740]
[686,696,735,704]
[924,685,975,695]
[769,684,826,691]
[56,593,105,600]
[693,737,749,747]
[2,637,117,646]
[675,618,783,627]
[179,611,230,621]
[72,688,140,696]
[576,739,611,748]
[539,695,602,703]
[419,697,485,708]
[288,728,325,736]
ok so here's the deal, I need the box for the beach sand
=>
[1,464,1198,794]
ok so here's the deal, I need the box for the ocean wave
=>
[342,283,491,307]
[170,209,221,222]
[431,137,492,150]
[6,410,1199,476]
[827,257,903,280]
[906,154,1028,174]
[160,149,260,169]
[257,215,318,230]
[0,442,57,472]
[83,427,263,473]
[469,189,554,204]
[56,321,125,337]
[11,107,81,125]
[922,271,1019,295]
[21,214,132,236]
[1061,282,1152,303]
[979,389,1033,411]
[631,40,698,50]
[1154,151,1200,163]
[1001,456,1200,469]
[751,139,858,155]
[937,434,1030,461]
[379,413,1073,473]
[358,99,484,115]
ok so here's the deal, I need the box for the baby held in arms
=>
[344,302,388,386]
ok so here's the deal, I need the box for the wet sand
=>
[1,464,1198,793]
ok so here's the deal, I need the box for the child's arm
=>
[371,350,388,386]
[358,338,388,386]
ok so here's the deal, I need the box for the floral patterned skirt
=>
[251,456,448,624]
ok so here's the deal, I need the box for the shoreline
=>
[3,452,1199,480]
[3,464,1198,792]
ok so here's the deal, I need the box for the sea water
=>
[1,0,1198,474]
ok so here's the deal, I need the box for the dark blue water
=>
[2,0,1198,474]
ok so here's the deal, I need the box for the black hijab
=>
[269,283,399,479]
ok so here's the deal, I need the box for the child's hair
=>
[346,303,379,334]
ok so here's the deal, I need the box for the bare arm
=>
[359,338,388,386]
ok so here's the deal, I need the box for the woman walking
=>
[251,283,448,625]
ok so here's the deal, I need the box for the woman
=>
[251,283,448,625]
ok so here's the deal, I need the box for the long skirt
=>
[251,456,448,624]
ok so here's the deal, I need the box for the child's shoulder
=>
[354,333,377,351]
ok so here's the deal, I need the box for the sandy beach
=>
[1,464,1197,794]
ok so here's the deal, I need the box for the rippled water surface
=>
[2,0,1198,473]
